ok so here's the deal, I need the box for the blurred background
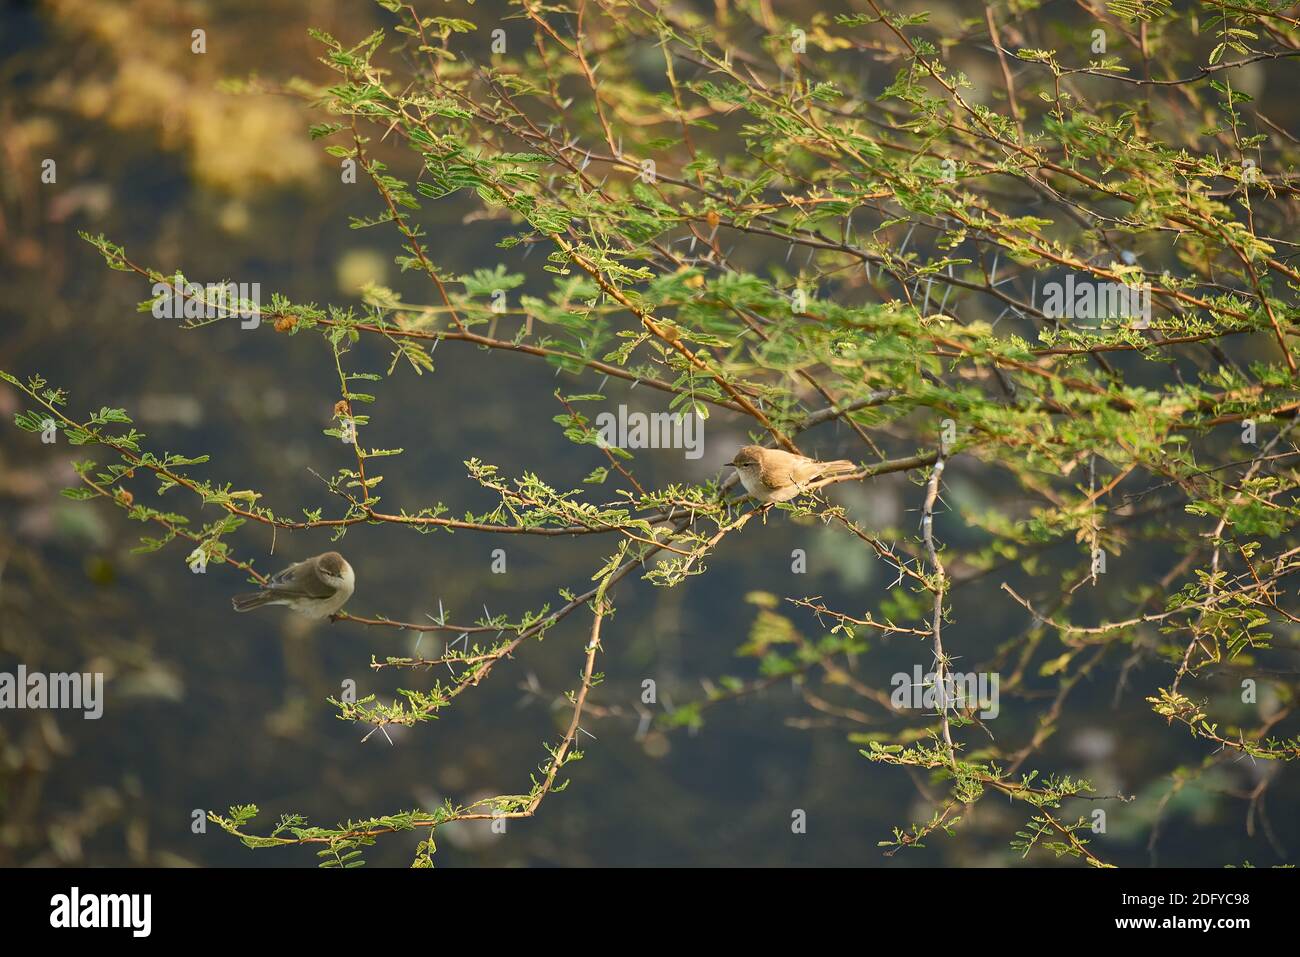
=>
[1,0,1297,867]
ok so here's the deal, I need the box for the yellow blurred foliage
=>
[42,0,323,195]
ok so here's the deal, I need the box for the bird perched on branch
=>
[232,551,355,619]
[728,445,857,503]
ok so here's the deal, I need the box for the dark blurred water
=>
[1,0,1296,868]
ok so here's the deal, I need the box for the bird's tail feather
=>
[822,459,857,475]
[232,590,279,612]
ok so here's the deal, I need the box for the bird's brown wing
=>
[788,456,856,485]
[267,559,334,599]
[787,457,828,485]
[757,461,793,491]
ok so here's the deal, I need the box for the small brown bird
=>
[231,551,356,619]
[729,445,857,503]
